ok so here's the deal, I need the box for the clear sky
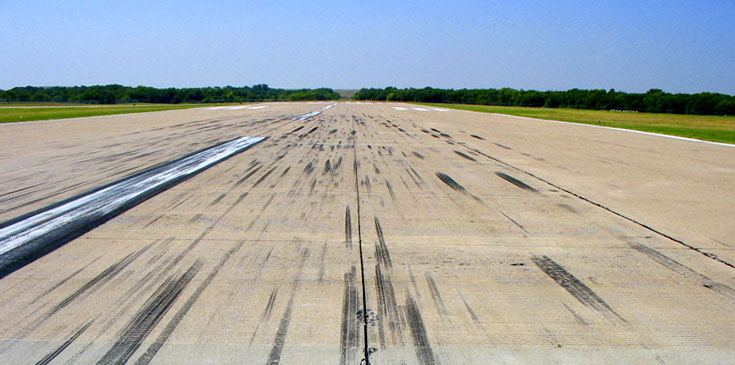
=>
[1,0,734,94]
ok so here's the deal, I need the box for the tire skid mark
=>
[374,217,392,268]
[344,206,352,248]
[142,214,164,228]
[303,161,315,176]
[28,255,102,306]
[333,156,343,172]
[454,150,476,162]
[435,172,467,193]
[626,241,735,301]
[36,244,177,362]
[492,142,510,149]
[557,204,579,214]
[407,264,421,298]
[373,216,405,348]
[495,172,538,193]
[136,239,247,364]
[409,167,425,184]
[188,213,203,224]
[318,241,328,282]
[339,265,360,365]
[252,166,278,188]
[498,210,529,233]
[45,241,156,320]
[562,302,588,326]
[424,272,449,317]
[375,262,404,348]
[531,255,625,323]
[406,292,440,365]
[208,193,226,207]
[309,178,317,194]
[34,320,94,365]
[262,287,279,322]
[90,190,248,357]
[459,294,482,327]
[266,247,310,365]
[385,180,397,201]
[405,168,422,188]
[166,192,192,210]
[470,134,485,140]
[234,164,263,187]
[412,151,424,160]
[97,261,201,364]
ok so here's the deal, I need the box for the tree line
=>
[0,84,340,104]
[353,87,735,116]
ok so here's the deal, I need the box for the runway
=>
[0,102,733,364]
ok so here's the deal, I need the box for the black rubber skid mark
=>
[345,206,352,246]
[435,172,467,193]
[98,261,201,364]
[406,293,440,365]
[35,320,94,365]
[135,241,247,365]
[531,255,625,323]
[374,217,393,268]
[454,150,476,162]
[495,172,538,193]
[340,266,360,365]
[626,241,735,301]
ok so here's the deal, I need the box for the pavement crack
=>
[352,116,371,364]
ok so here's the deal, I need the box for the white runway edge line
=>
[497,113,735,148]
[0,136,266,277]
[292,111,321,120]
[322,103,337,110]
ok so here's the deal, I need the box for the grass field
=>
[0,104,221,124]
[419,103,735,144]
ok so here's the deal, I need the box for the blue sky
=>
[1,0,734,93]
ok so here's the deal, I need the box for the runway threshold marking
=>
[0,136,267,278]
[292,111,322,120]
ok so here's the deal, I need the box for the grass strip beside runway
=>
[0,104,213,124]
[419,103,735,144]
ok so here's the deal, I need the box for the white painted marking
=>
[322,104,336,110]
[227,106,249,110]
[496,114,735,148]
[0,136,266,256]
[393,107,408,111]
[248,105,269,110]
[412,107,429,111]
[431,108,450,112]
[292,111,321,120]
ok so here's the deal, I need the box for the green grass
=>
[418,103,735,144]
[0,104,229,124]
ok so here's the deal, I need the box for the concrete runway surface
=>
[0,102,733,364]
